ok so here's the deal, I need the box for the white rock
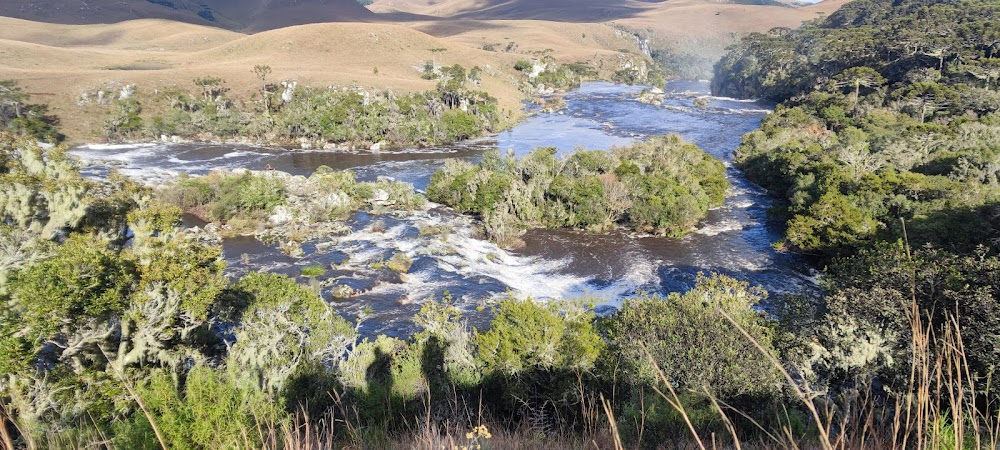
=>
[370,141,383,152]
[119,84,135,99]
[370,189,390,204]
[270,206,294,225]
[319,192,351,210]
[281,81,297,103]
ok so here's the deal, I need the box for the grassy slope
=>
[374,0,852,70]
[0,0,374,31]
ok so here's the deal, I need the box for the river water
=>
[71,81,817,337]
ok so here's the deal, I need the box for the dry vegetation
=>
[373,0,853,73]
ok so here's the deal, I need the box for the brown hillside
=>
[0,0,372,31]
[371,0,851,54]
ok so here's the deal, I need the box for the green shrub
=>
[441,109,481,141]
[476,298,602,377]
[104,98,144,140]
[123,366,283,450]
[600,274,782,398]
[217,172,285,217]
[0,80,63,142]
[160,171,286,222]
[386,252,413,273]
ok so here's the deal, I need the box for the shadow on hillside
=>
[886,202,1000,254]
[448,0,658,22]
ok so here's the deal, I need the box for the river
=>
[71,81,818,337]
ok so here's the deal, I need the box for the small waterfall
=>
[634,34,652,58]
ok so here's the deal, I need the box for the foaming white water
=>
[331,210,656,305]
[77,142,162,151]
[720,107,773,115]
[730,199,755,209]
[695,219,745,237]
[72,143,165,161]
[697,95,762,103]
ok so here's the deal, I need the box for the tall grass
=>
[659,299,1000,450]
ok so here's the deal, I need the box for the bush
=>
[0,80,63,142]
[600,274,782,398]
[124,366,283,450]
[476,298,602,377]
[441,109,481,141]
[160,170,286,222]
[225,272,356,393]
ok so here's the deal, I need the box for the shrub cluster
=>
[159,167,426,236]
[427,134,728,246]
[104,66,500,148]
[163,170,286,222]
[0,80,63,143]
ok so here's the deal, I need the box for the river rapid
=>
[71,81,818,337]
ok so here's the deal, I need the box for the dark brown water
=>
[74,81,817,337]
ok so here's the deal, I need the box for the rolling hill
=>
[0,0,373,31]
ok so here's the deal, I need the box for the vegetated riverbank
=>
[87,54,666,150]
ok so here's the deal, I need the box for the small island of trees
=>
[428,134,729,247]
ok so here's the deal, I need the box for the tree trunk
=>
[853,81,861,112]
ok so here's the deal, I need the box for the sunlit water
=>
[71,81,818,337]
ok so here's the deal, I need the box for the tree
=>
[0,134,93,238]
[193,76,226,102]
[0,80,28,122]
[0,81,62,142]
[225,272,356,393]
[428,47,447,67]
[253,65,273,112]
[104,98,143,139]
[833,66,885,111]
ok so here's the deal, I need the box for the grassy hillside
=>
[373,0,853,74]
[0,0,373,31]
